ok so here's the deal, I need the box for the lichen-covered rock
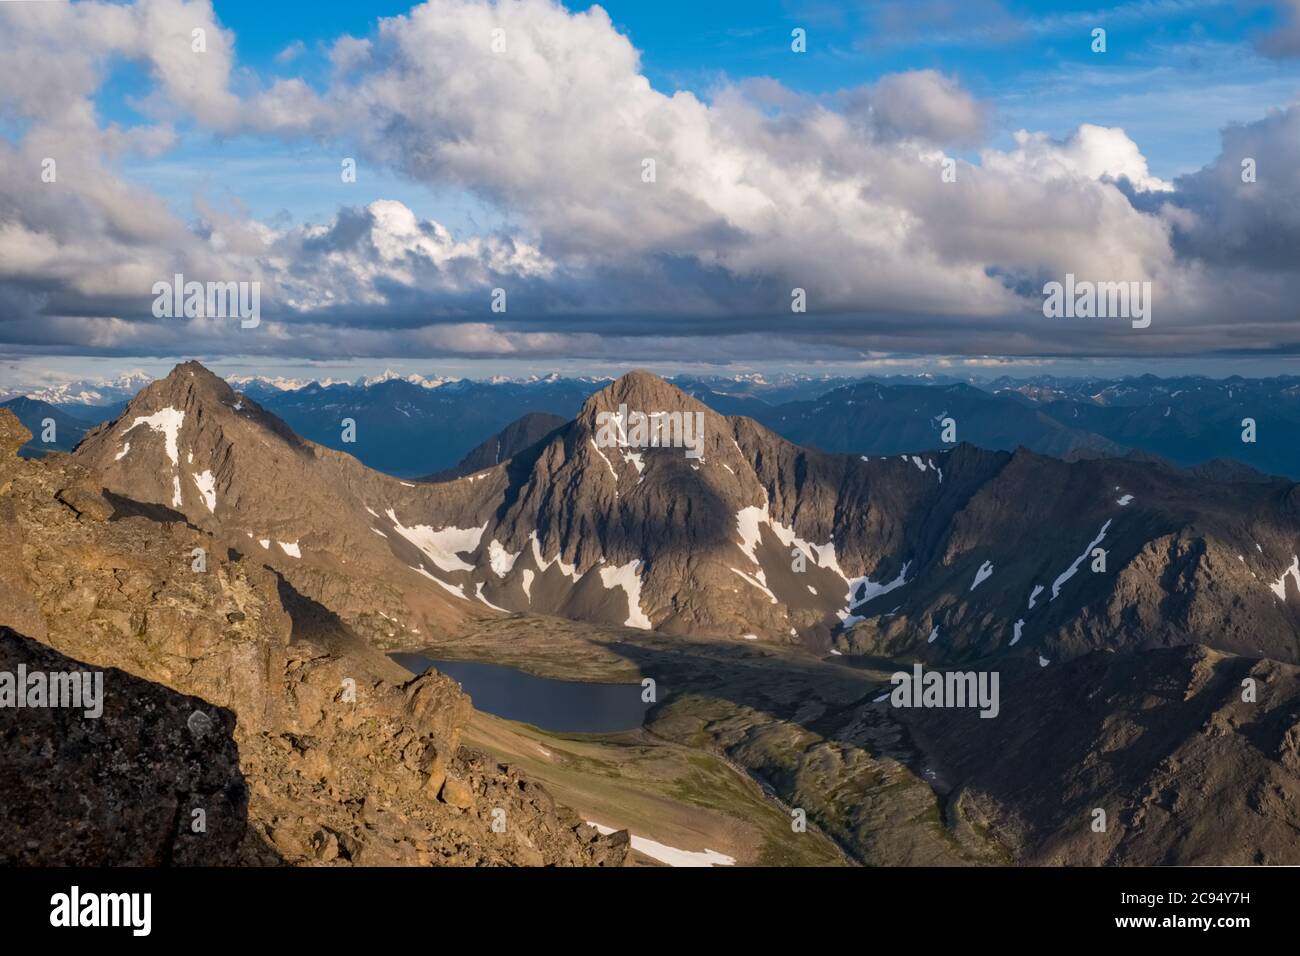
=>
[0,626,248,865]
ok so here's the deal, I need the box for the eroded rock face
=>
[897,646,1300,865]
[0,626,248,865]
[0,409,628,867]
[70,362,1300,669]
[0,412,28,460]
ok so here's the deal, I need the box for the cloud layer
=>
[0,0,1298,364]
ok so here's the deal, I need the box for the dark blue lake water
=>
[391,653,649,733]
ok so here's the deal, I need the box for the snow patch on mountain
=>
[1268,555,1300,601]
[529,531,582,581]
[192,470,217,513]
[845,562,910,609]
[585,821,734,868]
[735,506,769,564]
[599,560,653,629]
[488,540,519,577]
[409,565,467,599]
[734,505,844,583]
[385,510,486,573]
[731,566,778,604]
[1051,520,1111,600]
[123,407,184,466]
[589,440,618,485]
[475,582,508,612]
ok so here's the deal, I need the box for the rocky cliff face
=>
[71,363,1300,670]
[897,645,1300,865]
[0,408,627,866]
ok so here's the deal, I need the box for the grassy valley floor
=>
[402,614,1003,866]
[463,712,846,866]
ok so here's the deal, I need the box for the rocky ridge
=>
[70,364,1300,671]
[0,408,628,866]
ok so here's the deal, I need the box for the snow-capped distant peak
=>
[227,374,321,391]
[362,369,406,386]
[20,371,153,405]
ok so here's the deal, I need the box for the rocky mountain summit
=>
[0,407,628,866]
[71,363,1300,671]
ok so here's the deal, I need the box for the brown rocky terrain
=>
[70,362,494,651]
[12,360,1300,868]
[895,646,1300,864]
[0,408,628,866]
[69,362,1300,669]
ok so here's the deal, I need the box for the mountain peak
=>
[157,360,234,398]
[110,361,239,420]
[73,356,312,516]
[582,370,704,419]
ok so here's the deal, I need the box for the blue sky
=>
[2,0,1299,386]
[103,0,1298,227]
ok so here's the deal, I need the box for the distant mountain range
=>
[422,411,568,482]
[8,370,1300,479]
[2,371,153,406]
[248,378,598,477]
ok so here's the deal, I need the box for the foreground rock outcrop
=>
[0,409,628,866]
[0,626,248,865]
